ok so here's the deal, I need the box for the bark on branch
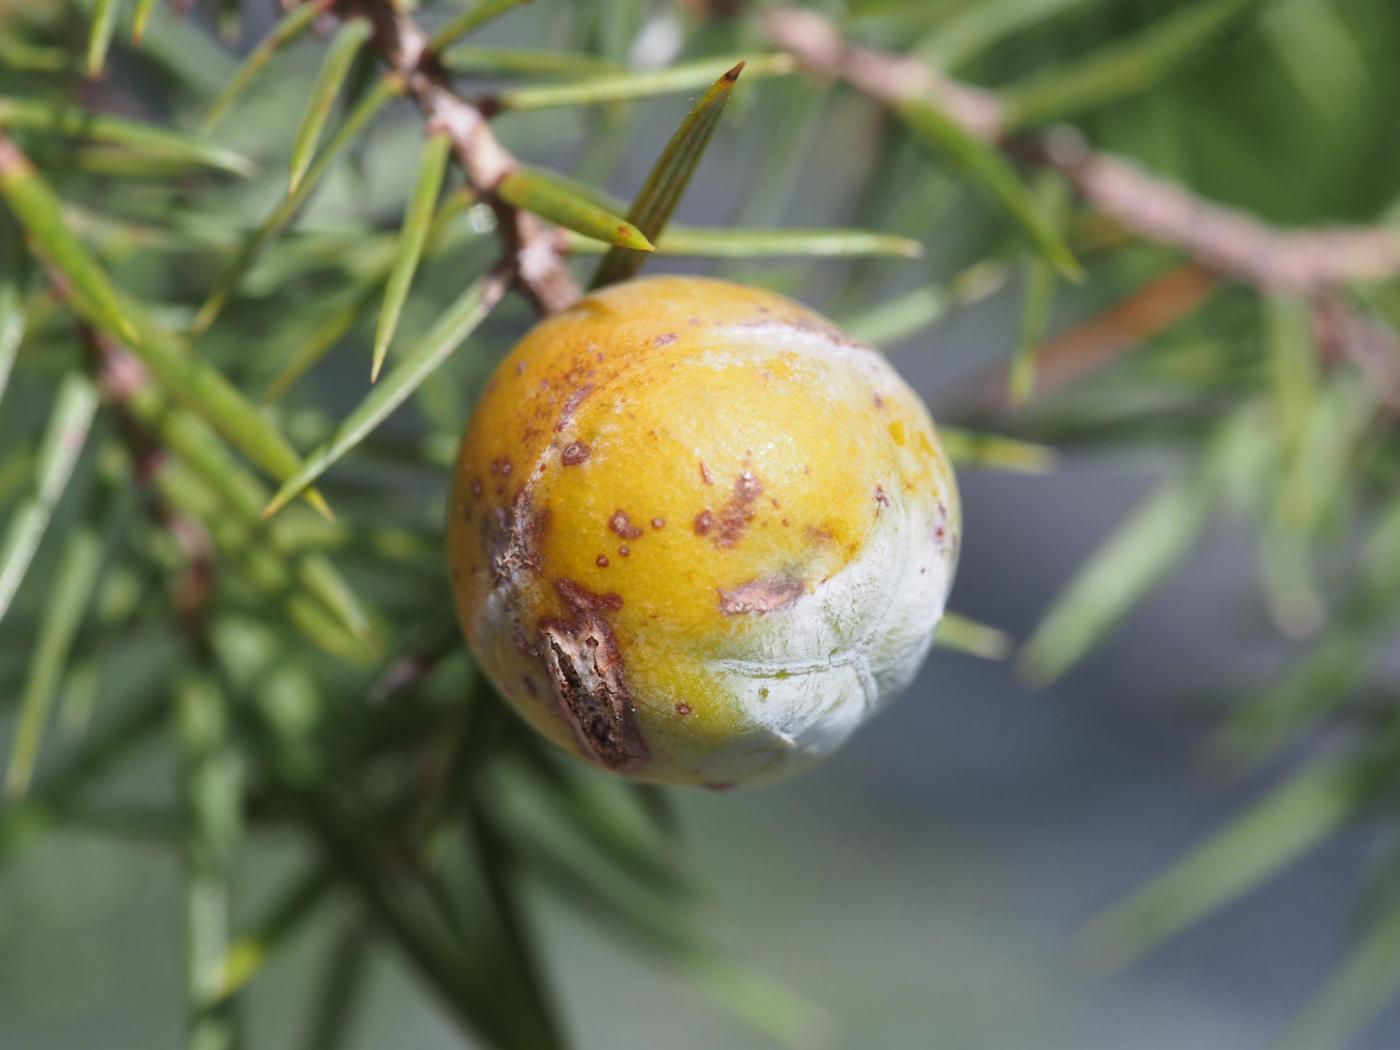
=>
[764,7,1400,296]
[336,0,579,314]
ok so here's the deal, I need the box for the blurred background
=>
[4,1,1400,1048]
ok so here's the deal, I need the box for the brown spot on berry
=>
[675,702,692,717]
[555,383,594,432]
[701,471,764,548]
[651,517,665,530]
[555,578,623,613]
[608,510,644,540]
[653,333,677,347]
[693,510,715,535]
[538,600,647,772]
[718,575,804,615]
[470,478,483,498]
[486,493,549,586]
[490,457,512,476]
[618,545,630,557]
[561,441,589,466]
[874,485,890,507]
[596,554,610,568]
[699,460,714,485]
[873,393,885,409]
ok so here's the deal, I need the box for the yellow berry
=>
[446,276,959,786]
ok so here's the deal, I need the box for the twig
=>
[336,0,580,314]
[763,8,1400,296]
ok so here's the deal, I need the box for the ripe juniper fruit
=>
[447,276,959,787]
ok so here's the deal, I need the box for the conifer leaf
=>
[263,270,507,519]
[1087,753,1387,966]
[935,613,1012,659]
[0,372,100,626]
[499,54,794,111]
[0,137,140,341]
[213,865,335,999]
[896,97,1082,279]
[428,0,534,53]
[920,0,1107,69]
[497,166,654,252]
[87,0,120,79]
[194,73,402,335]
[1279,891,1400,1050]
[6,525,103,800]
[591,63,744,290]
[0,219,24,410]
[372,132,453,382]
[267,277,379,400]
[131,0,159,46]
[1001,0,1271,128]
[304,920,372,1050]
[1210,499,1400,770]
[562,226,921,258]
[175,669,243,1049]
[289,17,374,195]
[439,46,618,78]
[938,426,1057,473]
[841,287,949,348]
[0,97,256,177]
[1010,175,1069,405]
[123,386,378,652]
[0,37,71,73]
[1020,408,1266,684]
[200,0,324,133]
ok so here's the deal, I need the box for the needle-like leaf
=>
[428,0,534,53]
[1019,407,1267,684]
[131,0,159,45]
[1087,752,1387,967]
[562,226,921,259]
[176,670,244,1050]
[1009,174,1069,404]
[938,426,1057,473]
[0,136,139,341]
[0,96,256,177]
[121,379,378,651]
[841,287,950,348]
[87,0,120,79]
[194,73,402,335]
[263,270,507,519]
[200,0,324,133]
[0,216,24,410]
[499,53,795,111]
[1000,0,1271,129]
[6,525,104,799]
[289,17,374,195]
[591,63,744,290]
[212,865,335,1000]
[439,46,618,78]
[0,372,100,625]
[934,612,1012,659]
[1280,890,1400,1050]
[896,96,1081,279]
[372,131,452,382]
[497,166,654,252]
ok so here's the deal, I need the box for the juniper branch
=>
[333,0,579,314]
[764,8,1400,296]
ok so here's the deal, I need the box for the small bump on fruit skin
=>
[447,275,960,787]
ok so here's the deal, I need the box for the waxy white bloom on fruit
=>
[447,276,959,786]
